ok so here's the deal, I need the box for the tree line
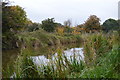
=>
[2,1,120,34]
[2,1,120,49]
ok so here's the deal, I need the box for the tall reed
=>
[80,31,120,78]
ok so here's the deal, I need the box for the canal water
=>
[2,43,84,77]
[32,48,84,67]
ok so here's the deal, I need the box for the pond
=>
[2,43,84,77]
[32,48,84,67]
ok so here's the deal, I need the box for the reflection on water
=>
[2,43,83,77]
[32,48,84,67]
[2,49,20,70]
[2,43,81,67]
[2,49,20,78]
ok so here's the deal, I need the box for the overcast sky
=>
[9,0,119,26]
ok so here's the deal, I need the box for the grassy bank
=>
[5,31,120,78]
[17,29,82,49]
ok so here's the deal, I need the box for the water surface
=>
[32,48,84,67]
[2,43,83,77]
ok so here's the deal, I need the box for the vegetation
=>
[2,1,120,79]
[41,18,61,32]
[64,19,72,27]
[83,15,101,33]
[26,22,41,32]
[2,2,28,50]
[4,32,120,78]
[79,32,120,78]
[17,29,82,50]
[102,18,120,32]
[2,4,27,33]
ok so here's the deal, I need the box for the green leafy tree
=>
[2,2,28,49]
[102,18,119,32]
[41,18,57,32]
[84,15,101,33]
[2,4,27,33]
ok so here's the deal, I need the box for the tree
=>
[63,19,73,33]
[41,18,57,32]
[2,1,28,49]
[64,19,72,27]
[2,4,27,33]
[102,18,119,32]
[84,15,101,33]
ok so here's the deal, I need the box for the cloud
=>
[9,0,119,25]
